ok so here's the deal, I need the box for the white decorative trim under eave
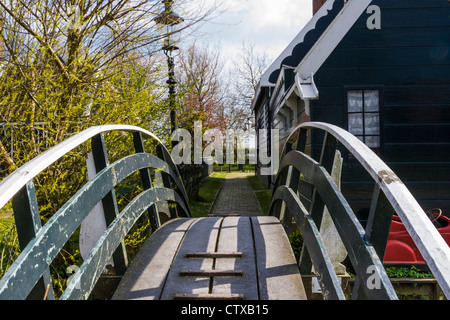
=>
[292,0,372,116]
[251,82,275,112]
[273,84,294,123]
[284,95,299,123]
[278,108,291,129]
[258,0,373,118]
[295,0,373,80]
[251,0,336,111]
[294,73,319,116]
[259,0,337,87]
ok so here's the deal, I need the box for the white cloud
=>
[185,0,313,69]
[248,0,312,31]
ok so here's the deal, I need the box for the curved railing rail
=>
[0,125,190,300]
[270,122,450,300]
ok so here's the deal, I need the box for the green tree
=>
[0,0,220,208]
[0,0,223,293]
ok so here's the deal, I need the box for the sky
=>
[184,0,313,70]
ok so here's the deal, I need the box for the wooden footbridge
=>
[0,122,449,300]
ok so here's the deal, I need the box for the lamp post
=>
[155,0,184,139]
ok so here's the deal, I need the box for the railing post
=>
[133,132,161,231]
[365,184,394,258]
[352,184,394,299]
[283,129,310,232]
[296,128,308,154]
[279,142,293,230]
[12,180,54,300]
[319,132,338,174]
[298,132,337,275]
[156,145,178,219]
[91,133,128,275]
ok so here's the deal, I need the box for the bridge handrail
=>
[0,125,190,300]
[271,122,450,299]
[0,125,185,210]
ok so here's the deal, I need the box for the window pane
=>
[365,136,380,148]
[348,113,363,135]
[364,90,379,112]
[348,90,363,112]
[364,113,380,135]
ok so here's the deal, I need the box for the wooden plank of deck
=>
[212,216,259,299]
[113,216,306,300]
[159,217,222,299]
[111,218,195,300]
[251,216,307,300]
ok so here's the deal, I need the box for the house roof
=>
[252,0,373,111]
[266,0,344,84]
[252,0,344,111]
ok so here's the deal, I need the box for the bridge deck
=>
[112,216,306,300]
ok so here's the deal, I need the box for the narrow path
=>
[209,172,262,217]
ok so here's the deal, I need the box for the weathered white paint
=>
[154,171,171,218]
[0,125,166,210]
[319,150,347,274]
[286,122,450,299]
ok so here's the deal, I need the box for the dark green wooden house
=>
[252,0,450,221]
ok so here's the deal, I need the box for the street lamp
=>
[155,0,184,139]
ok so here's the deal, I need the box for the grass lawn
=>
[246,175,272,215]
[188,171,228,217]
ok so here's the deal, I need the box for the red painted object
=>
[384,209,450,264]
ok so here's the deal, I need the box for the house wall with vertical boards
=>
[310,0,450,222]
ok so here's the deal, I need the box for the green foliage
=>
[246,174,271,215]
[0,2,171,296]
[0,0,225,299]
[124,217,151,260]
[0,215,19,278]
[50,248,83,298]
[179,164,204,199]
[385,265,434,279]
[189,171,227,217]
[289,230,304,263]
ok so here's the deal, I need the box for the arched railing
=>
[0,125,190,300]
[270,122,450,300]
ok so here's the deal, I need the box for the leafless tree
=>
[177,41,227,132]
[225,42,270,130]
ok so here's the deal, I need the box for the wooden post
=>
[12,181,54,300]
[156,144,178,219]
[133,132,161,231]
[91,133,128,275]
[299,132,337,275]
[352,185,394,299]
[319,150,347,275]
